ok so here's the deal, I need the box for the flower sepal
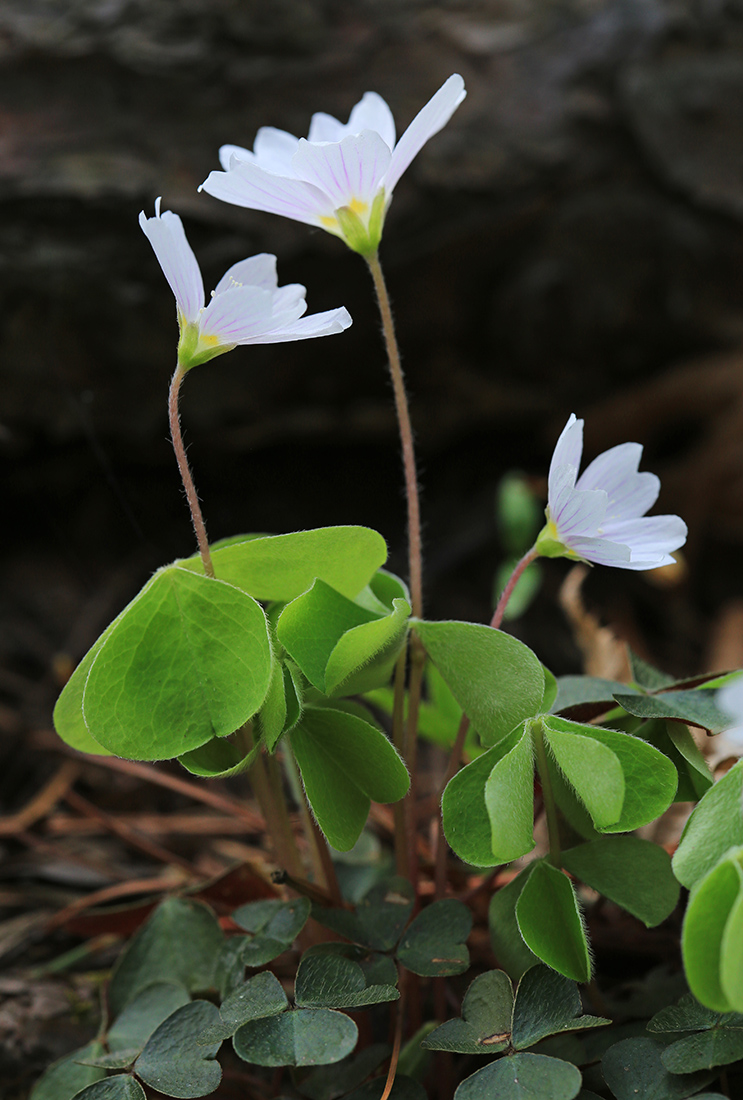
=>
[177,320,233,372]
[534,521,578,562]
[334,190,387,257]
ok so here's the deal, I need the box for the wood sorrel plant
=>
[42,76,743,1100]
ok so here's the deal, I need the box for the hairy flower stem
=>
[168,363,214,578]
[366,253,423,622]
[366,252,425,893]
[433,545,541,898]
[391,649,410,880]
[531,719,562,867]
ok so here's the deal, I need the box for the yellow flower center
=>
[319,195,369,232]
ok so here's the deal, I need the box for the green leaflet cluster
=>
[53,526,411,851]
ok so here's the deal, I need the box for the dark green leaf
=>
[628,651,676,691]
[30,1042,106,1100]
[290,707,409,851]
[454,1051,582,1100]
[76,1051,141,1070]
[489,866,539,981]
[562,836,680,928]
[441,726,525,867]
[298,1043,389,1100]
[234,1007,358,1067]
[72,1080,146,1100]
[396,899,471,977]
[422,969,513,1054]
[81,567,272,760]
[415,620,546,746]
[200,971,288,1042]
[614,691,731,734]
[295,954,398,1009]
[356,877,415,950]
[109,898,223,1017]
[601,1037,714,1100]
[135,1000,222,1098]
[302,943,398,989]
[108,981,190,1051]
[516,861,591,983]
[552,676,636,714]
[649,993,743,1034]
[230,897,311,967]
[511,965,608,1049]
[673,762,743,890]
[662,1029,743,1074]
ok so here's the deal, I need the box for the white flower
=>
[198,74,466,256]
[535,414,687,570]
[718,677,743,748]
[139,198,352,369]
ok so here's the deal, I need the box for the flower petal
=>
[555,487,607,540]
[576,442,660,521]
[199,285,274,344]
[214,254,278,296]
[200,161,334,226]
[347,91,396,149]
[599,515,688,566]
[139,201,204,323]
[252,126,302,173]
[719,678,743,728]
[384,73,466,193]
[245,307,353,344]
[271,283,307,319]
[219,144,252,170]
[567,536,632,567]
[549,415,583,495]
[292,131,391,209]
[307,111,347,143]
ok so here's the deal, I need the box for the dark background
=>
[4,0,743,758]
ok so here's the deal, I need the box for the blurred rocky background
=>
[4,0,743,750]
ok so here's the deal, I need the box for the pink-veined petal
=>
[599,515,688,559]
[555,487,607,540]
[245,306,352,344]
[139,201,204,323]
[549,415,583,501]
[384,73,466,193]
[252,126,302,173]
[200,160,334,226]
[307,111,347,143]
[549,463,579,522]
[347,91,396,149]
[214,254,278,296]
[576,442,660,520]
[292,131,391,210]
[567,536,632,567]
[199,285,274,344]
[219,144,252,170]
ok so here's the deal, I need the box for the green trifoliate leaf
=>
[311,877,414,951]
[324,597,410,696]
[234,1007,358,1067]
[441,725,527,867]
[489,866,539,981]
[180,526,387,602]
[639,719,713,801]
[649,993,743,1074]
[290,706,409,851]
[414,620,545,746]
[134,1000,223,1098]
[299,1044,389,1100]
[422,970,514,1054]
[254,656,287,751]
[541,716,676,832]
[551,676,637,715]
[511,965,608,1050]
[682,849,743,1013]
[673,761,743,890]
[72,1081,146,1100]
[79,566,272,761]
[230,897,311,968]
[627,650,676,691]
[109,898,223,1017]
[199,971,288,1042]
[602,1037,715,1100]
[177,732,260,778]
[454,1052,582,1100]
[302,943,398,990]
[396,898,471,977]
[562,836,680,928]
[542,721,624,829]
[516,861,591,983]
[484,724,536,863]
